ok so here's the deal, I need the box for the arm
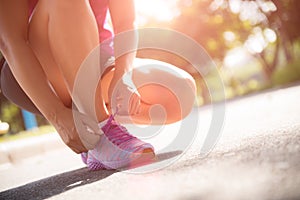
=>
[5,43,88,153]
[0,0,88,153]
[109,0,137,74]
[108,0,141,115]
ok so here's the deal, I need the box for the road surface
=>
[0,85,300,200]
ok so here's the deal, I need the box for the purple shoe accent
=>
[82,114,155,170]
[87,153,110,170]
[81,152,88,165]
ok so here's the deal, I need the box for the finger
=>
[129,95,135,115]
[77,141,89,153]
[66,131,89,153]
[74,136,89,152]
[132,97,141,115]
[136,99,142,115]
[72,147,87,154]
[134,97,141,115]
[69,143,88,154]
[129,94,140,115]
[80,115,103,136]
[134,93,141,114]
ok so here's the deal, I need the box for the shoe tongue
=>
[103,123,122,137]
[102,118,117,133]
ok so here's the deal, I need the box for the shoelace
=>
[103,115,136,146]
[86,108,150,170]
[87,116,137,170]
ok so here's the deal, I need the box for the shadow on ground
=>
[0,167,114,200]
[0,150,181,200]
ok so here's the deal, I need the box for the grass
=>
[271,60,300,86]
[0,125,56,143]
[194,59,300,106]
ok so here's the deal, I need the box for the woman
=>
[0,0,196,170]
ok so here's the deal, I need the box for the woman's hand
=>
[47,106,102,153]
[108,69,141,116]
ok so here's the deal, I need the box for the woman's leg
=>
[44,0,109,122]
[0,0,93,153]
[28,0,195,125]
[101,59,196,125]
[0,0,66,116]
[28,0,72,108]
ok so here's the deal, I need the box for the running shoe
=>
[82,114,155,170]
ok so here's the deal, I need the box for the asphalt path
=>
[0,84,299,200]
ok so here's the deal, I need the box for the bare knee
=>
[166,76,196,123]
[135,65,196,124]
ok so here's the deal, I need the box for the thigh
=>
[46,0,99,90]
[28,0,72,107]
[44,0,107,118]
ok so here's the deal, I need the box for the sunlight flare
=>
[135,0,180,25]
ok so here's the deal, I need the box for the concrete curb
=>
[0,133,66,165]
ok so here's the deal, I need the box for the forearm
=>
[0,2,65,117]
[3,41,65,119]
[109,0,137,75]
[113,30,138,75]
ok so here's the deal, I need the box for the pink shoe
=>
[81,152,88,165]
[82,115,155,170]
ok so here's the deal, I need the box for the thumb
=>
[72,110,102,150]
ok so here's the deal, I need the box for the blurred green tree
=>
[0,56,49,134]
[175,0,300,78]
[138,0,300,80]
[0,94,24,134]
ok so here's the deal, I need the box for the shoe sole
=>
[127,148,156,169]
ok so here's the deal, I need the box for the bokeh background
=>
[1,0,299,137]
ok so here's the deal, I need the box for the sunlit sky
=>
[135,0,180,26]
[224,47,252,68]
